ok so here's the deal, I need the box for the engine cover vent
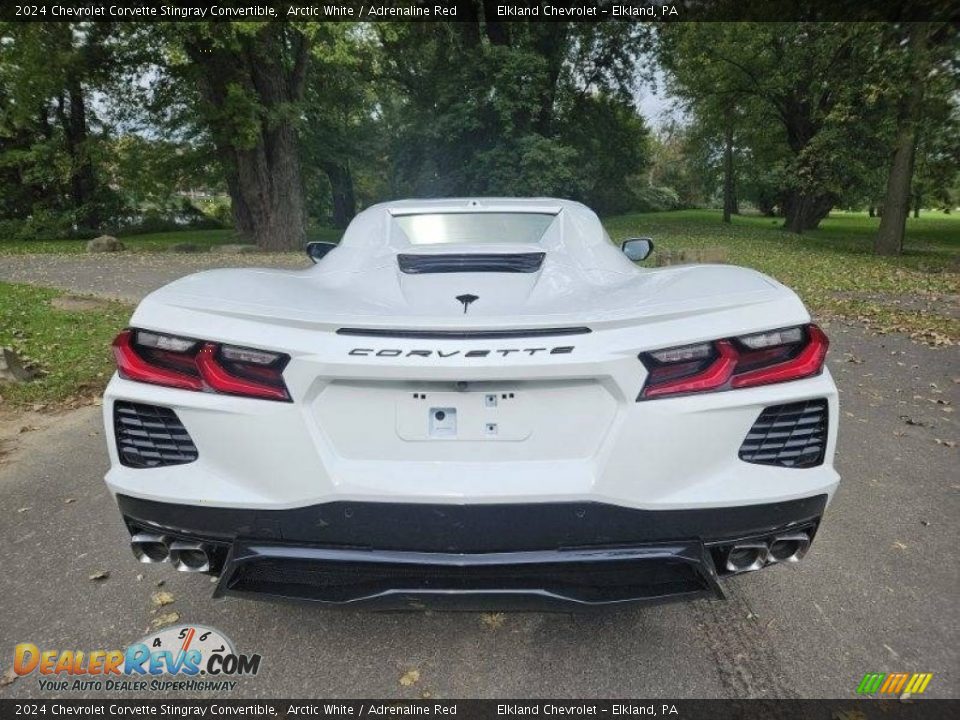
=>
[114,401,198,469]
[739,399,828,468]
[398,252,545,274]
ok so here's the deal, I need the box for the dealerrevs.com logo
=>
[13,625,262,693]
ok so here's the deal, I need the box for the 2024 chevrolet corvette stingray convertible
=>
[103,198,839,608]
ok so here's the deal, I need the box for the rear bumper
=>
[117,494,826,608]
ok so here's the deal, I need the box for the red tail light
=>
[113,329,291,401]
[639,324,829,400]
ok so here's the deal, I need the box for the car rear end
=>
[103,307,839,608]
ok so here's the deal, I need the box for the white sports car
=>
[103,198,839,608]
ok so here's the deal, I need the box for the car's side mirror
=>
[621,238,654,262]
[306,241,337,264]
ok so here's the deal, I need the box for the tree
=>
[658,23,890,233]
[875,23,957,255]
[0,22,120,234]
[377,16,651,214]
[146,23,313,250]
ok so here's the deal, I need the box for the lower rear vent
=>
[114,401,198,469]
[739,399,828,468]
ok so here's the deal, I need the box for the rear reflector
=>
[113,329,291,401]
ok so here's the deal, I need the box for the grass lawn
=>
[0,283,131,409]
[605,210,958,345]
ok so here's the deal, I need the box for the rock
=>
[86,235,125,253]
[167,243,204,253]
[0,347,34,383]
[213,243,259,254]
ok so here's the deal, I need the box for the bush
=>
[633,185,684,213]
[196,196,233,228]
[111,199,225,236]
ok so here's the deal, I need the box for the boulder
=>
[86,235,125,253]
[0,347,33,383]
[213,243,259,254]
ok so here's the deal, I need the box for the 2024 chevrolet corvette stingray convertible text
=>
[102,198,839,608]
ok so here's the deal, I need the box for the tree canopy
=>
[0,15,955,254]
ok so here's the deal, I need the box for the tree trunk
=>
[783,192,835,233]
[913,194,921,218]
[229,126,306,251]
[722,107,735,224]
[56,73,100,229]
[875,28,927,256]
[185,26,310,251]
[868,206,875,217]
[323,162,356,228]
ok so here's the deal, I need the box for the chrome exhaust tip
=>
[725,542,768,573]
[768,533,811,564]
[131,533,169,564]
[169,541,211,573]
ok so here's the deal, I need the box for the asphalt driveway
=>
[0,255,957,699]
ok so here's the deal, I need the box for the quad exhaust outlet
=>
[724,531,812,573]
[130,534,212,572]
[130,533,170,564]
[169,541,211,573]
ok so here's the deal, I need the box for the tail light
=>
[113,329,291,401]
[638,324,828,400]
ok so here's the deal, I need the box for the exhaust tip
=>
[768,533,810,564]
[169,542,211,573]
[131,533,169,564]
[725,542,768,573]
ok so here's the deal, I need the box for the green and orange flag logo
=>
[856,672,933,695]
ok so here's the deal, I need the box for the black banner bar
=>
[1,700,959,720]
[1,0,958,23]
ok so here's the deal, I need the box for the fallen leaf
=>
[88,570,110,581]
[151,591,175,608]
[892,541,907,551]
[0,667,17,687]
[481,612,505,630]
[150,612,180,630]
[64,498,75,504]
[136,574,144,582]
[17,507,30,513]
[399,669,420,687]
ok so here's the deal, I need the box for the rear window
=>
[394,213,556,245]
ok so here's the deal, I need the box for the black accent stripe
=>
[117,494,828,553]
[336,326,590,340]
[398,252,545,274]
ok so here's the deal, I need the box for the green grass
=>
[0,283,132,408]
[604,210,959,345]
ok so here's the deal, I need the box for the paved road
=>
[0,256,957,699]
[0,252,309,303]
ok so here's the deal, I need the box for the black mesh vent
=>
[114,401,198,469]
[739,399,828,468]
[398,252,545,274]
